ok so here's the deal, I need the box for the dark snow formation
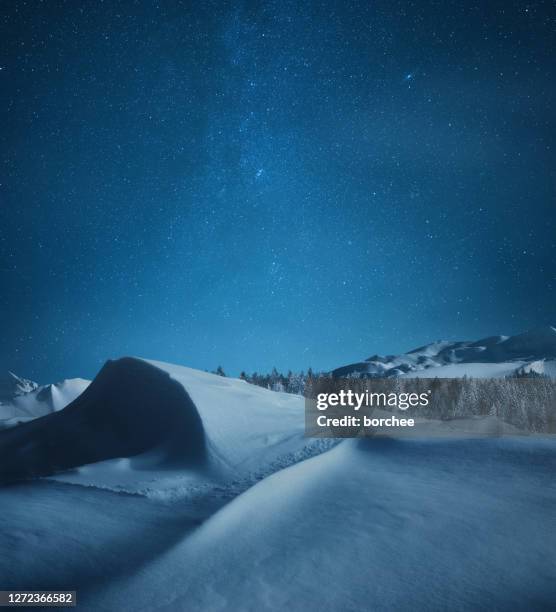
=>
[0,357,206,484]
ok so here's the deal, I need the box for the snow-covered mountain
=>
[333,326,556,378]
[0,376,89,425]
[0,371,38,403]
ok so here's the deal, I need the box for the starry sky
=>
[1,1,555,383]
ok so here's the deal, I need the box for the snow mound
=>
[334,325,556,378]
[0,358,206,484]
[86,436,556,611]
[144,359,308,475]
[0,357,318,492]
[49,358,321,495]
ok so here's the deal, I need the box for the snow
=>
[146,359,308,473]
[0,371,37,402]
[0,378,90,423]
[1,357,334,487]
[516,359,556,378]
[334,326,556,378]
[2,436,553,610]
[49,359,332,497]
[1,354,555,610]
[400,361,527,378]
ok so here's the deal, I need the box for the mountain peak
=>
[0,372,38,403]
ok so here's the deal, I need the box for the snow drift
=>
[82,436,556,611]
[0,357,206,484]
[46,358,325,496]
[0,357,319,491]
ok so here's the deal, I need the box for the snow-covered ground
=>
[1,436,554,611]
[1,356,555,610]
[87,436,556,612]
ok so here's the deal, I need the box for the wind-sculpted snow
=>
[0,357,317,494]
[0,358,206,484]
[47,359,315,496]
[78,436,556,611]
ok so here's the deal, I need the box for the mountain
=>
[0,377,90,425]
[0,371,38,403]
[333,326,556,378]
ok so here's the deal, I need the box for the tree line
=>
[211,366,555,432]
[212,366,321,395]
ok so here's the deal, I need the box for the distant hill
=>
[333,326,556,378]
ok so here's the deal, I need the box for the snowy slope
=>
[0,357,330,495]
[334,326,556,378]
[145,358,310,473]
[34,436,556,612]
[399,361,527,378]
[0,358,208,484]
[50,360,332,498]
[515,359,556,378]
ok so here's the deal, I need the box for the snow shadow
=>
[0,357,207,484]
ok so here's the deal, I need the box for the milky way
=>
[1,1,554,382]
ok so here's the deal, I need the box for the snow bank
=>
[0,357,325,494]
[144,359,308,474]
[50,358,329,497]
[84,435,556,611]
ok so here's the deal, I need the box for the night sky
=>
[1,1,555,383]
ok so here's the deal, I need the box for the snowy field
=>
[0,359,555,611]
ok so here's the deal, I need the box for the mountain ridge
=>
[333,326,556,378]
